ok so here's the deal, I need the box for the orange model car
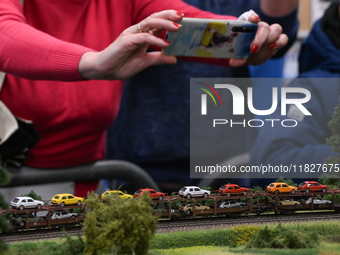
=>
[134,188,166,200]
[218,184,250,196]
[266,182,298,194]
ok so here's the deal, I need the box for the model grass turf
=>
[4,220,340,255]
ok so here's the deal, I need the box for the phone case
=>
[163,18,258,59]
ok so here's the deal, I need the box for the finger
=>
[267,34,288,51]
[265,24,283,45]
[250,22,270,54]
[126,10,184,34]
[248,14,261,24]
[149,9,185,22]
[122,33,171,51]
[146,52,177,66]
[228,58,247,67]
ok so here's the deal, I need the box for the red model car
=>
[218,184,249,196]
[134,188,166,200]
[298,181,328,193]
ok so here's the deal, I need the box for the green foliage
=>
[275,177,297,187]
[9,238,83,255]
[83,192,157,255]
[318,173,340,186]
[247,223,320,249]
[230,225,261,247]
[21,190,42,201]
[326,97,340,163]
[150,225,261,249]
[200,186,212,191]
[318,174,340,203]
[61,231,84,255]
[250,186,267,204]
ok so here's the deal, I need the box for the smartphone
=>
[163,17,258,59]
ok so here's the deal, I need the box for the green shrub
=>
[247,223,320,249]
[150,225,261,249]
[231,225,261,246]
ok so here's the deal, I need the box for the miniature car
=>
[10,213,44,227]
[218,184,250,196]
[51,193,84,207]
[10,196,44,210]
[298,181,328,193]
[179,203,210,214]
[304,197,332,205]
[179,186,210,198]
[50,210,78,220]
[100,190,133,200]
[269,197,301,206]
[218,200,247,208]
[266,182,298,194]
[134,188,166,200]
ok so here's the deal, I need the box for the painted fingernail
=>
[164,39,171,44]
[253,15,260,21]
[269,43,276,49]
[173,22,182,28]
[251,44,259,54]
[176,11,184,17]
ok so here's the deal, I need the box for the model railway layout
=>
[1,189,340,233]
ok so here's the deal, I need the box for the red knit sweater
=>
[0,0,235,168]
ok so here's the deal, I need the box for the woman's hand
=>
[78,10,184,80]
[229,14,288,67]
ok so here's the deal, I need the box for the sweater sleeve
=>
[0,0,93,81]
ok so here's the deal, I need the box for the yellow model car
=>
[266,182,298,194]
[51,193,84,207]
[101,190,133,200]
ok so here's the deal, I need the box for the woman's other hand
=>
[229,13,288,67]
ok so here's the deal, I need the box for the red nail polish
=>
[164,40,171,44]
[269,43,276,49]
[176,11,184,17]
[173,22,181,28]
[251,44,259,54]
[254,15,260,21]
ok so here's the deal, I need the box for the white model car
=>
[10,196,44,210]
[218,200,247,208]
[179,186,210,198]
[50,211,78,220]
[305,197,332,205]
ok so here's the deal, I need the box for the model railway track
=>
[157,212,340,233]
[2,212,339,243]
[0,226,83,243]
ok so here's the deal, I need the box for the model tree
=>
[0,156,11,253]
[322,98,340,189]
[326,98,340,164]
[21,190,42,201]
[83,192,157,255]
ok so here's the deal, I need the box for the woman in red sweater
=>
[0,0,286,195]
